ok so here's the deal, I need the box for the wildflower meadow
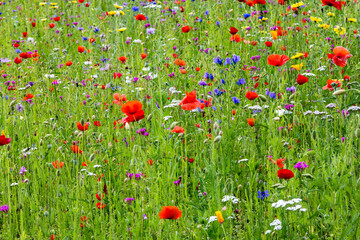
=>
[1,0,360,239]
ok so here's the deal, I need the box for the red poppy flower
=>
[113,72,122,79]
[96,202,106,209]
[22,93,34,101]
[254,0,266,4]
[171,126,185,133]
[230,34,243,42]
[181,26,190,33]
[0,131,11,145]
[174,59,186,67]
[159,206,182,219]
[265,41,272,47]
[66,61,73,66]
[14,57,22,64]
[113,93,127,105]
[327,46,352,68]
[135,14,147,21]
[247,118,255,127]
[195,67,200,71]
[78,0,85,3]
[93,121,101,126]
[52,160,64,169]
[96,193,104,200]
[276,158,286,169]
[71,145,82,154]
[322,0,342,10]
[267,54,290,66]
[147,159,154,165]
[229,27,238,35]
[179,91,205,110]
[77,122,89,131]
[49,23,55,28]
[323,79,342,91]
[141,53,147,59]
[78,46,85,53]
[19,52,32,59]
[297,74,308,85]
[277,169,294,179]
[119,100,145,124]
[22,32,28,38]
[245,91,259,100]
[278,0,286,5]
[31,22,36,27]
[53,16,60,22]
[118,56,127,63]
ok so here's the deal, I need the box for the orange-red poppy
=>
[141,53,147,59]
[327,46,352,68]
[297,74,308,85]
[78,46,85,53]
[23,93,34,101]
[277,169,294,179]
[77,122,89,131]
[247,118,255,127]
[245,91,258,100]
[119,100,145,124]
[71,145,82,154]
[135,14,147,21]
[0,131,11,145]
[171,126,185,133]
[174,59,186,66]
[159,206,182,219]
[113,93,127,105]
[267,54,290,66]
[179,91,205,110]
[52,160,64,169]
[323,79,342,91]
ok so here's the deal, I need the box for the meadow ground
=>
[1,0,360,239]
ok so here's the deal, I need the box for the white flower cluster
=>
[271,198,306,211]
[221,195,239,204]
[265,219,282,235]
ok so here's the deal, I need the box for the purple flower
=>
[0,205,9,213]
[19,166,27,175]
[174,176,182,186]
[294,161,309,170]
[125,198,135,205]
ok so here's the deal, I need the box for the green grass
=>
[1,0,360,239]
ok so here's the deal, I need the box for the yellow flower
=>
[119,11,125,15]
[50,6,58,8]
[261,18,268,21]
[41,19,47,21]
[116,28,126,32]
[270,31,278,40]
[327,12,335,17]
[348,18,357,22]
[39,3,46,6]
[72,0,77,3]
[334,26,345,35]
[310,16,322,23]
[50,3,57,5]
[215,211,224,223]
[291,63,304,71]
[113,4,123,9]
[318,23,330,29]
[291,53,304,59]
[107,11,117,16]
[291,2,304,8]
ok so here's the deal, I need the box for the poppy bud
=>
[92,115,95,120]
[39,139,43,146]
[170,122,179,129]
[89,154,95,161]
[77,132,83,138]
[203,139,208,143]
[214,136,222,142]
[333,89,346,96]
[147,114,153,121]
[57,147,62,152]
[9,100,16,108]
[258,94,267,102]
[213,122,219,129]
[273,117,280,121]
[289,93,296,100]
[53,123,57,130]
[355,129,360,138]
[219,131,223,136]
[124,122,131,130]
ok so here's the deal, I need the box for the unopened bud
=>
[214,136,222,142]
[147,114,153,121]
[170,122,178,129]
[333,89,346,96]
[258,94,267,102]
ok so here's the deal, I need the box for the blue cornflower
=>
[244,13,251,19]
[232,55,241,64]
[205,10,209,15]
[221,79,225,84]
[216,21,220,26]
[224,58,232,65]
[232,97,240,104]
[204,72,214,80]
[199,80,207,86]
[15,49,22,54]
[132,6,139,12]
[236,78,246,85]
[257,190,269,200]
[266,89,276,99]
[213,56,224,65]
[82,36,88,41]
[93,27,99,33]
